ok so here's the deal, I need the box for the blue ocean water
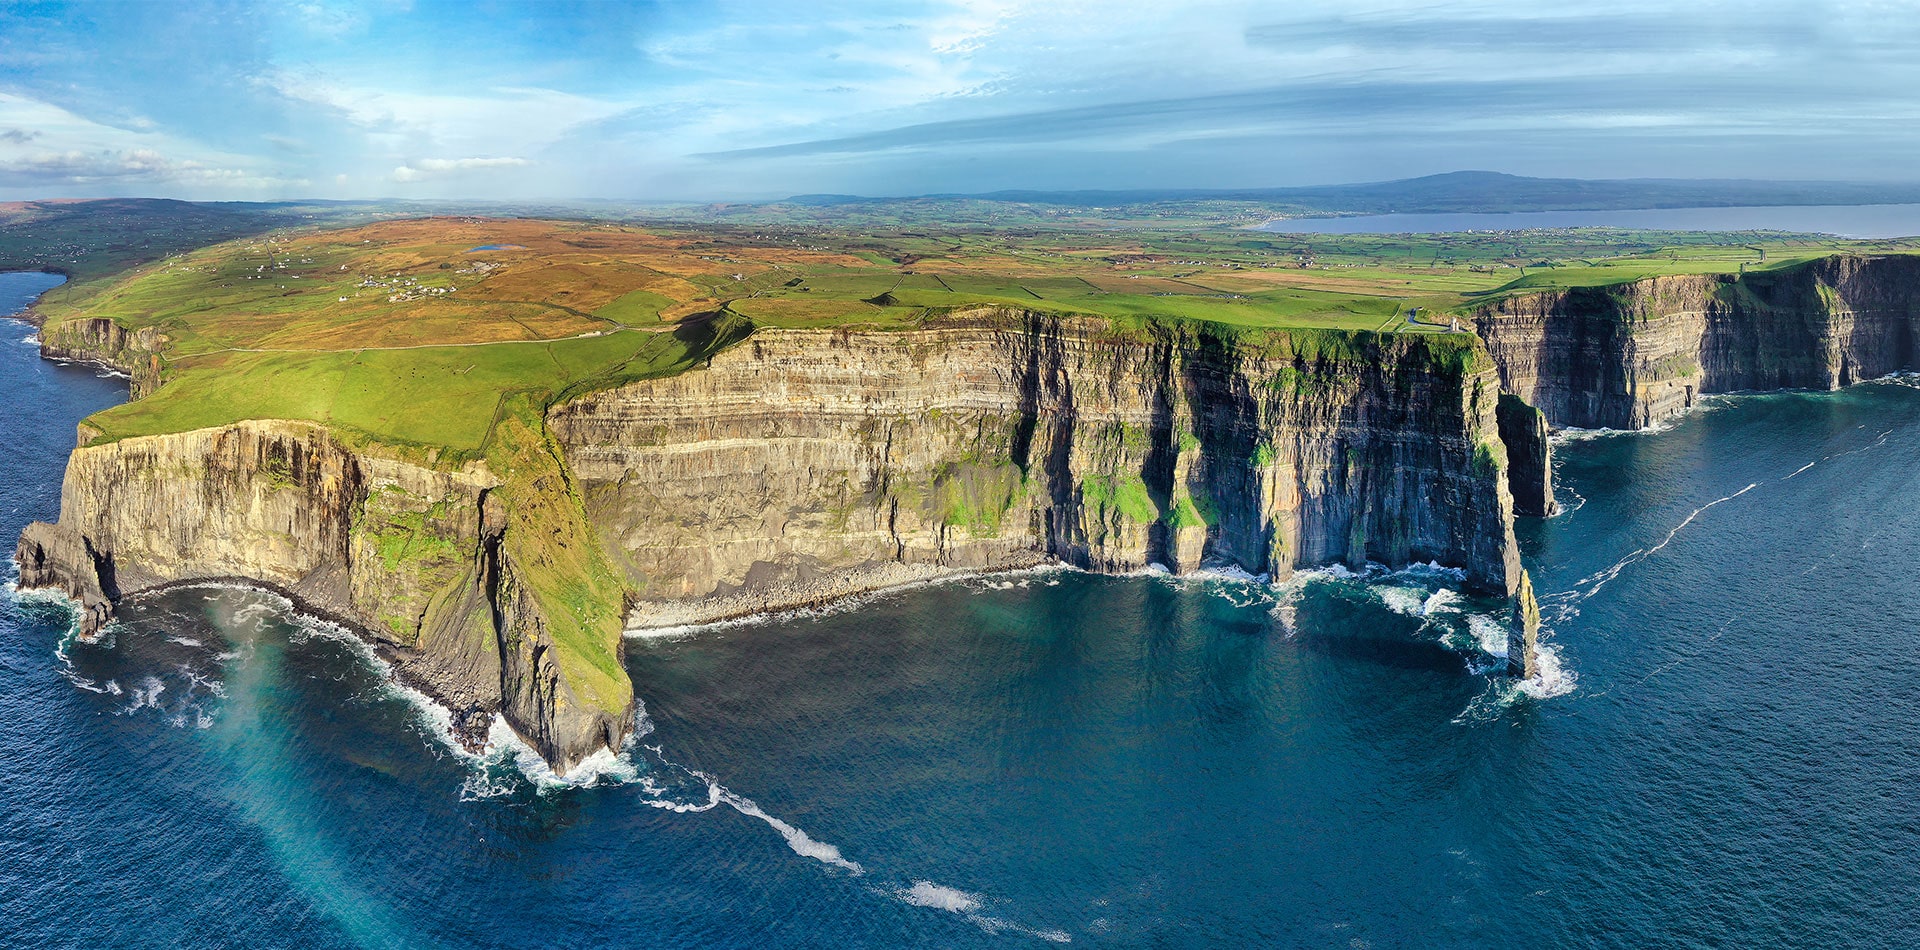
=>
[5,267,1920,947]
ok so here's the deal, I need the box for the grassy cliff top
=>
[31,216,1432,453]
[32,215,1916,453]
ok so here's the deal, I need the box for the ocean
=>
[5,269,1919,948]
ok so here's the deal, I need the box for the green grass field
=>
[34,213,1919,456]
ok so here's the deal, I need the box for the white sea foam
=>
[634,771,723,814]
[1561,482,1760,604]
[1316,562,1362,581]
[25,585,110,694]
[178,662,226,699]
[1519,641,1576,700]
[1555,485,1588,516]
[1274,560,1551,686]
[1144,565,1278,609]
[120,675,165,714]
[715,784,864,873]
[166,636,202,647]
[1376,586,1427,616]
[1646,483,1756,559]
[1466,614,1510,660]
[899,881,982,913]
[1189,564,1270,585]
[892,881,1072,942]
[626,563,1081,641]
[1552,399,1729,445]
[614,742,864,871]
[11,579,83,629]
[1453,634,1578,722]
[1421,588,1463,615]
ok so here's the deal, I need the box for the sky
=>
[0,0,1915,201]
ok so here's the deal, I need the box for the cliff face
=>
[1495,393,1555,517]
[39,316,167,398]
[1476,255,1920,430]
[550,310,1526,630]
[20,308,1552,775]
[13,420,631,774]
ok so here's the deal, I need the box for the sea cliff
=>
[19,307,1550,771]
[551,309,1527,619]
[1476,255,1920,430]
[15,418,633,774]
[38,315,167,398]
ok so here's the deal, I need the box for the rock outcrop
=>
[1476,255,1920,430]
[14,420,631,774]
[39,316,167,398]
[551,310,1531,641]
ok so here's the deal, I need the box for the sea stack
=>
[1508,569,1542,679]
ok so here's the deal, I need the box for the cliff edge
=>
[1476,254,1920,430]
[552,309,1533,634]
[19,307,1552,773]
[15,418,633,774]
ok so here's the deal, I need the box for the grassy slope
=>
[487,398,633,709]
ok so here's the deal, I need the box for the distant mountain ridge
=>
[780,171,1920,215]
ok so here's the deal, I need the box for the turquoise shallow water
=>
[5,268,1920,947]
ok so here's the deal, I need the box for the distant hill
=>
[0,198,468,281]
[782,171,1920,215]
[0,198,287,281]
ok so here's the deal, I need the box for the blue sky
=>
[0,0,1914,200]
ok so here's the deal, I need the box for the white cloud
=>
[260,69,624,161]
[415,157,531,171]
[390,156,531,181]
[0,92,300,192]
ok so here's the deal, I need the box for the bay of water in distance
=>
[1257,203,1920,237]
[6,268,1920,947]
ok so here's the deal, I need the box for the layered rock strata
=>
[38,316,167,398]
[14,420,631,773]
[20,307,1560,774]
[550,310,1531,639]
[1476,255,1920,430]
